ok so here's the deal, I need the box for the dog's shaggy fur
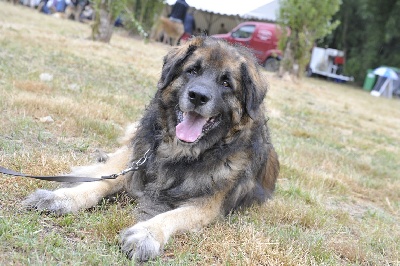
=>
[23,37,280,261]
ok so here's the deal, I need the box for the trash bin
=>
[363,69,377,91]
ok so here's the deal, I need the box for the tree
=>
[277,0,341,78]
[322,0,400,84]
[91,0,127,42]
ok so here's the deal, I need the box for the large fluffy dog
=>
[23,37,279,261]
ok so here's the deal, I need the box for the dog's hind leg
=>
[23,146,131,215]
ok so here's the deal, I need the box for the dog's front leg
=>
[23,146,131,215]
[120,191,225,261]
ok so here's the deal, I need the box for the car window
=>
[231,25,256,39]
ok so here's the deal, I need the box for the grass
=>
[1,2,399,265]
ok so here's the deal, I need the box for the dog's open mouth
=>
[175,110,219,143]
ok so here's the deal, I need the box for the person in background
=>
[180,8,196,43]
[169,0,189,23]
[39,0,69,14]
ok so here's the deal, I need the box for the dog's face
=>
[156,37,268,154]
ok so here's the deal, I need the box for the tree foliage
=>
[277,0,341,77]
[322,0,400,84]
[91,0,165,43]
[124,0,165,35]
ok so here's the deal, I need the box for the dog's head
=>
[157,37,268,150]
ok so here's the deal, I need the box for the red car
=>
[212,21,284,71]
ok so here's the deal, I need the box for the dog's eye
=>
[222,80,231,88]
[187,69,198,75]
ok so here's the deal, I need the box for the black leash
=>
[0,149,151,183]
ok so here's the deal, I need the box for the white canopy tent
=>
[243,0,280,21]
[164,0,276,35]
[165,0,274,16]
[370,67,399,99]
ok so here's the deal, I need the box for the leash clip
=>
[101,149,151,180]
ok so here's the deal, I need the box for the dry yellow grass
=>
[0,2,399,265]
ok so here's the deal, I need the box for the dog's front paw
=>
[120,223,162,261]
[22,189,74,215]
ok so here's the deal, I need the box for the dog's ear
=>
[240,63,268,120]
[158,38,204,90]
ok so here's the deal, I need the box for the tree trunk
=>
[91,1,114,43]
[278,40,300,78]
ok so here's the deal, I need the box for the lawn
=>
[0,3,399,265]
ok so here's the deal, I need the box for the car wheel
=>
[263,57,279,72]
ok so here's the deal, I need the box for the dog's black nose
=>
[188,90,210,107]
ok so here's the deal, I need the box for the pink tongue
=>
[176,112,208,142]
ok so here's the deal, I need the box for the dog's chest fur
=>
[125,112,269,219]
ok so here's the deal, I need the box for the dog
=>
[150,16,184,46]
[23,36,280,261]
